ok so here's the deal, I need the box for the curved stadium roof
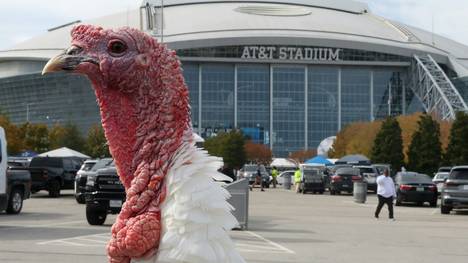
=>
[1,0,468,77]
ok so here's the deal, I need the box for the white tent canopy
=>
[270,158,297,168]
[38,147,91,159]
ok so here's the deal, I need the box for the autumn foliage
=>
[289,149,317,164]
[329,112,452,163]
[244,141,272,165]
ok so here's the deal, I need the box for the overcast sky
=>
[0,0,468,50]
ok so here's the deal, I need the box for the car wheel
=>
[75,195,86,204]
[6,188,24,214]
[441,205,452,214]
[86,205,107,225]
[319,190,324,194]
[48,180,61,198]
[430,200,437,207]
[417,201,424,207]
[330,190,335,195]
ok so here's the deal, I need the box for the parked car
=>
[373,163,391,176]
[74,158,112,204]
[433,172,449,194]
[440,166,468,214]
[277,170,295,185]
[394,172,437,207]
[299,165,325,194]
[329,167,361,195]
[438,166,452,173]
[354,165,379,193]
[84,161,125,225]
[28,156,82,197]
[239,164,270,188]
[0,127,32,214]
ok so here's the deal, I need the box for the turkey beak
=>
[42,46,98,75]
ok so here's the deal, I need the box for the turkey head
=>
[43,24,191,263]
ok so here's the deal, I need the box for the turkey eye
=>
[108,40,127,55]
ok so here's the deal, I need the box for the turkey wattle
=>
[42,25,246,263]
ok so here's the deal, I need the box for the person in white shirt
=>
[375,169,396,220]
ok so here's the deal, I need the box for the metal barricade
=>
[225,178,249,230]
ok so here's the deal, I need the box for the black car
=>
[394,172,437,207]
[84,162,125,225]
[299,166,325,194]
[74,158,112,204]
[28,156,82,197]
[329,167,361,195]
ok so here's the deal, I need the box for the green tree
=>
[85,124,110,158]
[19,123,50,153]
[204,130,246,177]
[370,117,404,174]
[407,114,442,175]
[49,123,85,152]
[0,114,24,155]
[444,111,468,165]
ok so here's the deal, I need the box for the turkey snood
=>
[45,25,191,262]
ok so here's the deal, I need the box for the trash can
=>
[225,178,249,230]
[353,181,367,203]
[283,174,292,190]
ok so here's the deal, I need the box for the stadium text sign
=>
[241,46,342,61]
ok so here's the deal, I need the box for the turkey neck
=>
[93,76,191,190]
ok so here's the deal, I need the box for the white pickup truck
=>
[0,127,31,214]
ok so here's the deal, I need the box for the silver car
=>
[441,166,468,214]
[433,172,449,194]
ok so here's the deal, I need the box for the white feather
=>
[133,139,246,263]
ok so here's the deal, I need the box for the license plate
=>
[464,185,468,190]
[417,187,424,192]
[342,185,349,187]
[109,200,122,208]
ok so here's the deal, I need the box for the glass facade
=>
[272,67,305,157]
[341,68,371,126]
[308,67,339,149]
[0,72,101,134]
[200,64,235,138]
[237,65,270,145]
[182,64,200,131]
[0,48,429,158]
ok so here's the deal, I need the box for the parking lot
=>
[1,188,468,263]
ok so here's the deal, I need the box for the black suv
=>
[28,157,82,197]
[84,163,125,225]
[75,158,112,204]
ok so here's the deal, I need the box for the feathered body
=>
[43,25,245,263]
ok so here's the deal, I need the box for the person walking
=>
[250,164,265,191]
[271,166,278,188]
[294,167,302,193]
[375,169,396,220]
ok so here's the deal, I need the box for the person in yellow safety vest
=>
[271,166,279,188]
[294,167,302,193]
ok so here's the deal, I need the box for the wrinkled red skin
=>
[69,25,191,263]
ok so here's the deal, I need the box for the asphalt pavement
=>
[1,188,467,263]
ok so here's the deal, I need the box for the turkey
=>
[42,24,246,263]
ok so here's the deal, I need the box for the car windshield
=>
[434,173,449,180]
[303,168,319,177]
[91,159,113,171]
[400,174,432,184]
[29,157,62,168]
[243,165,266,173]
[450,169,468,180]
[81,162,97,171]
[357,167,375,174]
[336,168,359,176]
